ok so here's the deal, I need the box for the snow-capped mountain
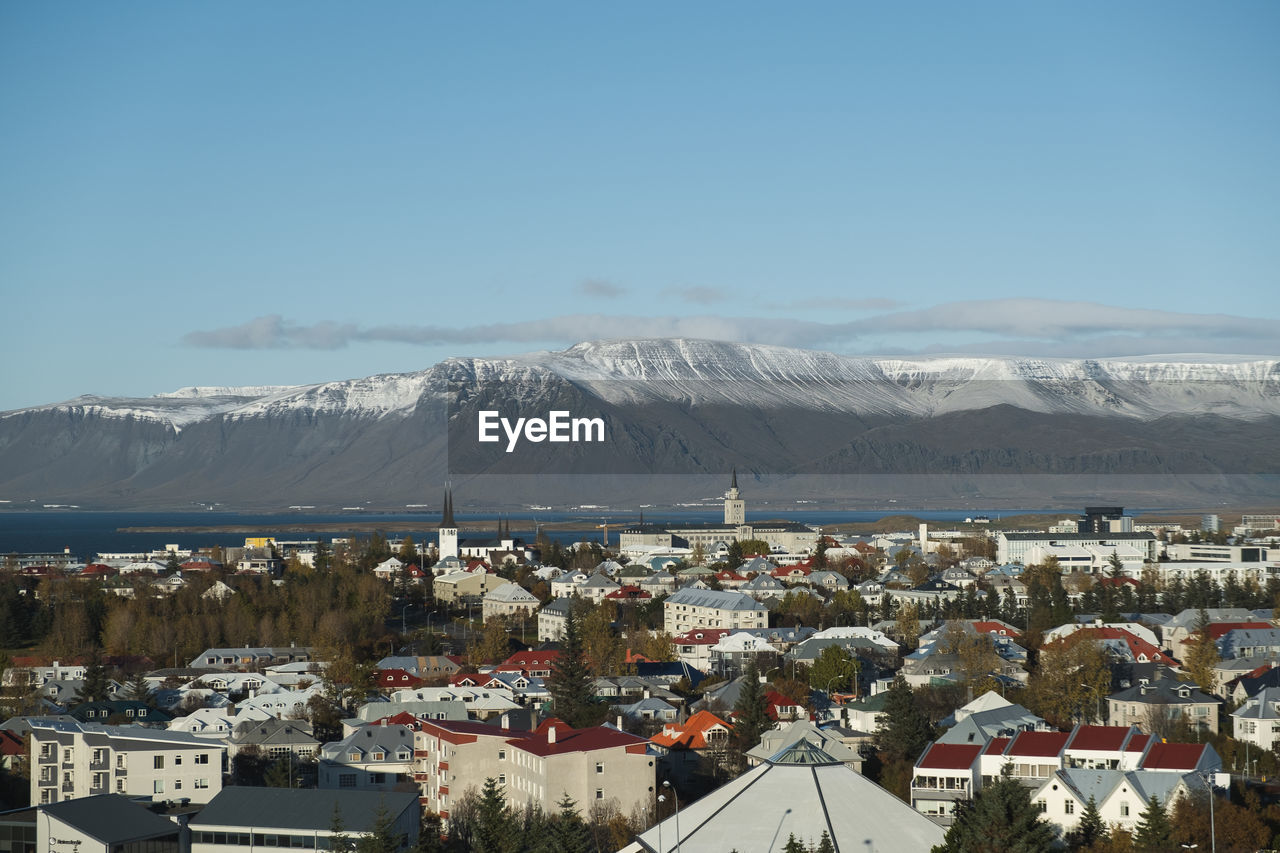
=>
[12,339,1280,430]
[1,340,1277,508]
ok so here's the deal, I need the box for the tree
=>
[895,601,921,650]
[875,677,932,765]
[166,550,182,572]
[782,834,807,853]
[807,644,858,694]
[731,656,771,764]
[330,803,354,853]
[468,617,512,667]
[355,802,403,853]
[815,831,835,853]
[263,754,304,788]
[547,608,605,728]
[1023,634,1110,728]
[472,777,518,853]
[1132,795,1171,852]
[73,649,111,704]
[540,794,591,853]
[397,536,418,564]
[1183,609,1220,693]
[124,672,153,706]
[931,773,1056,853]
[1066,795,1105,850]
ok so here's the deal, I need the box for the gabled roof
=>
[1005,730,1070,757]
[651,710,732,750]
[515,719,648,757]
[192,787,419,831]
[916,742,983,770]
[1141,742,1213,771]
[1064,725,1134,752]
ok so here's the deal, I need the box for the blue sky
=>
[3,2,1277,410]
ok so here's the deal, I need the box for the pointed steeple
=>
[731,467,738,490]
[441,487,455,529]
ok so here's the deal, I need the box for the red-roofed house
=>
[378,668,426,690]
[1048,627,1178,667]
[673,629,734,671]
[1062,725,1149,770]
[604,585,651,603]
[1140,741,1219,772]
[912,743,984,824]
[414,717,654,827]
[763,691,809,722]
[495,650,561,679]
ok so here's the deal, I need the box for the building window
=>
[195,778,209,789]
[498,749,506,760]
[154,756,165,770]
[174,779,182,790]
[1064,801,1074,815]
[117,778,125,792]
[174,754,182,765]
[196,753,210,764]
[1121,802,1130,816]
[596,789,604,800]
[339,774,357,788]
[154,780,165,794]
[596,762,604,774]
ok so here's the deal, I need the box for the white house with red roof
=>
[913,722,1221,827]
[649,709,733,785]
[672,628,734,671]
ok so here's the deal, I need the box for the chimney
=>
[547,725,556,744]
[616,715,623,729]
[501,714,509,731]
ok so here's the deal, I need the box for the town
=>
[1,482,1279,853]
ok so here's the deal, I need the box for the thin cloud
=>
[767,296,904,311]
[664,286,728,305]
[181,299,1278,357]
[577,279,626,299]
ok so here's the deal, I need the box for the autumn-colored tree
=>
[468,617,513,667]
[1183,610,1221,693]
[1023,633,1111,727]
[895,601,921,650]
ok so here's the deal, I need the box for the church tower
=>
[438,487,459,559]
[724,468,745,526]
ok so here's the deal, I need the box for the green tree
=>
[73,649,111,704]
[355,801,402,853]
[538,794,591,853]
[807,644,858,694]
[472,778,517,853]
[397,536,418,564]
[931,773,1056,853]
[875,677,932,765]
[731,656,771,764]
[1132,794,1172,852]
[330,803,354,853]
[547,608,604,728]
[815,831,835,853]
[166,550,182,572]
[263,754,303,788]
[782,834,807,853]
[124,672,153,706]
[1066,795,1104,850]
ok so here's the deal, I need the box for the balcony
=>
[38,751,56,764]
[413,772,431,782]
[414,750,432,759]
[61,782,75,793]
[438,761,448,771]
[89,760,109,771]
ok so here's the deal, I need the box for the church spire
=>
[441,487,455,528]
[731,467,738,490]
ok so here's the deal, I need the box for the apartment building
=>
[663,588,768,636]
[29,719,225,805]
[414,718,654,826]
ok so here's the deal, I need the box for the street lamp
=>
[1202,771,1216,853]
[656,794,665,853]
[401,603,413,635]
[663,780,681,853]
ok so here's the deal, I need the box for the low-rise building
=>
[29,719,224,805]
[190,787,418,852]
[318,720,416,791]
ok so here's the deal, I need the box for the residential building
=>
[996,532,1158,566]
[318,720,416,791]
[29,719,224,805]
[1232,686,1280,752]
[18,795,182,853]
[663,588,768,636]
[187,646,313,672]
[415,718,654,827]
[1107,677,1221,734]
[225,718,319,761]
[537,598,575,642]
[481,582,540,621]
